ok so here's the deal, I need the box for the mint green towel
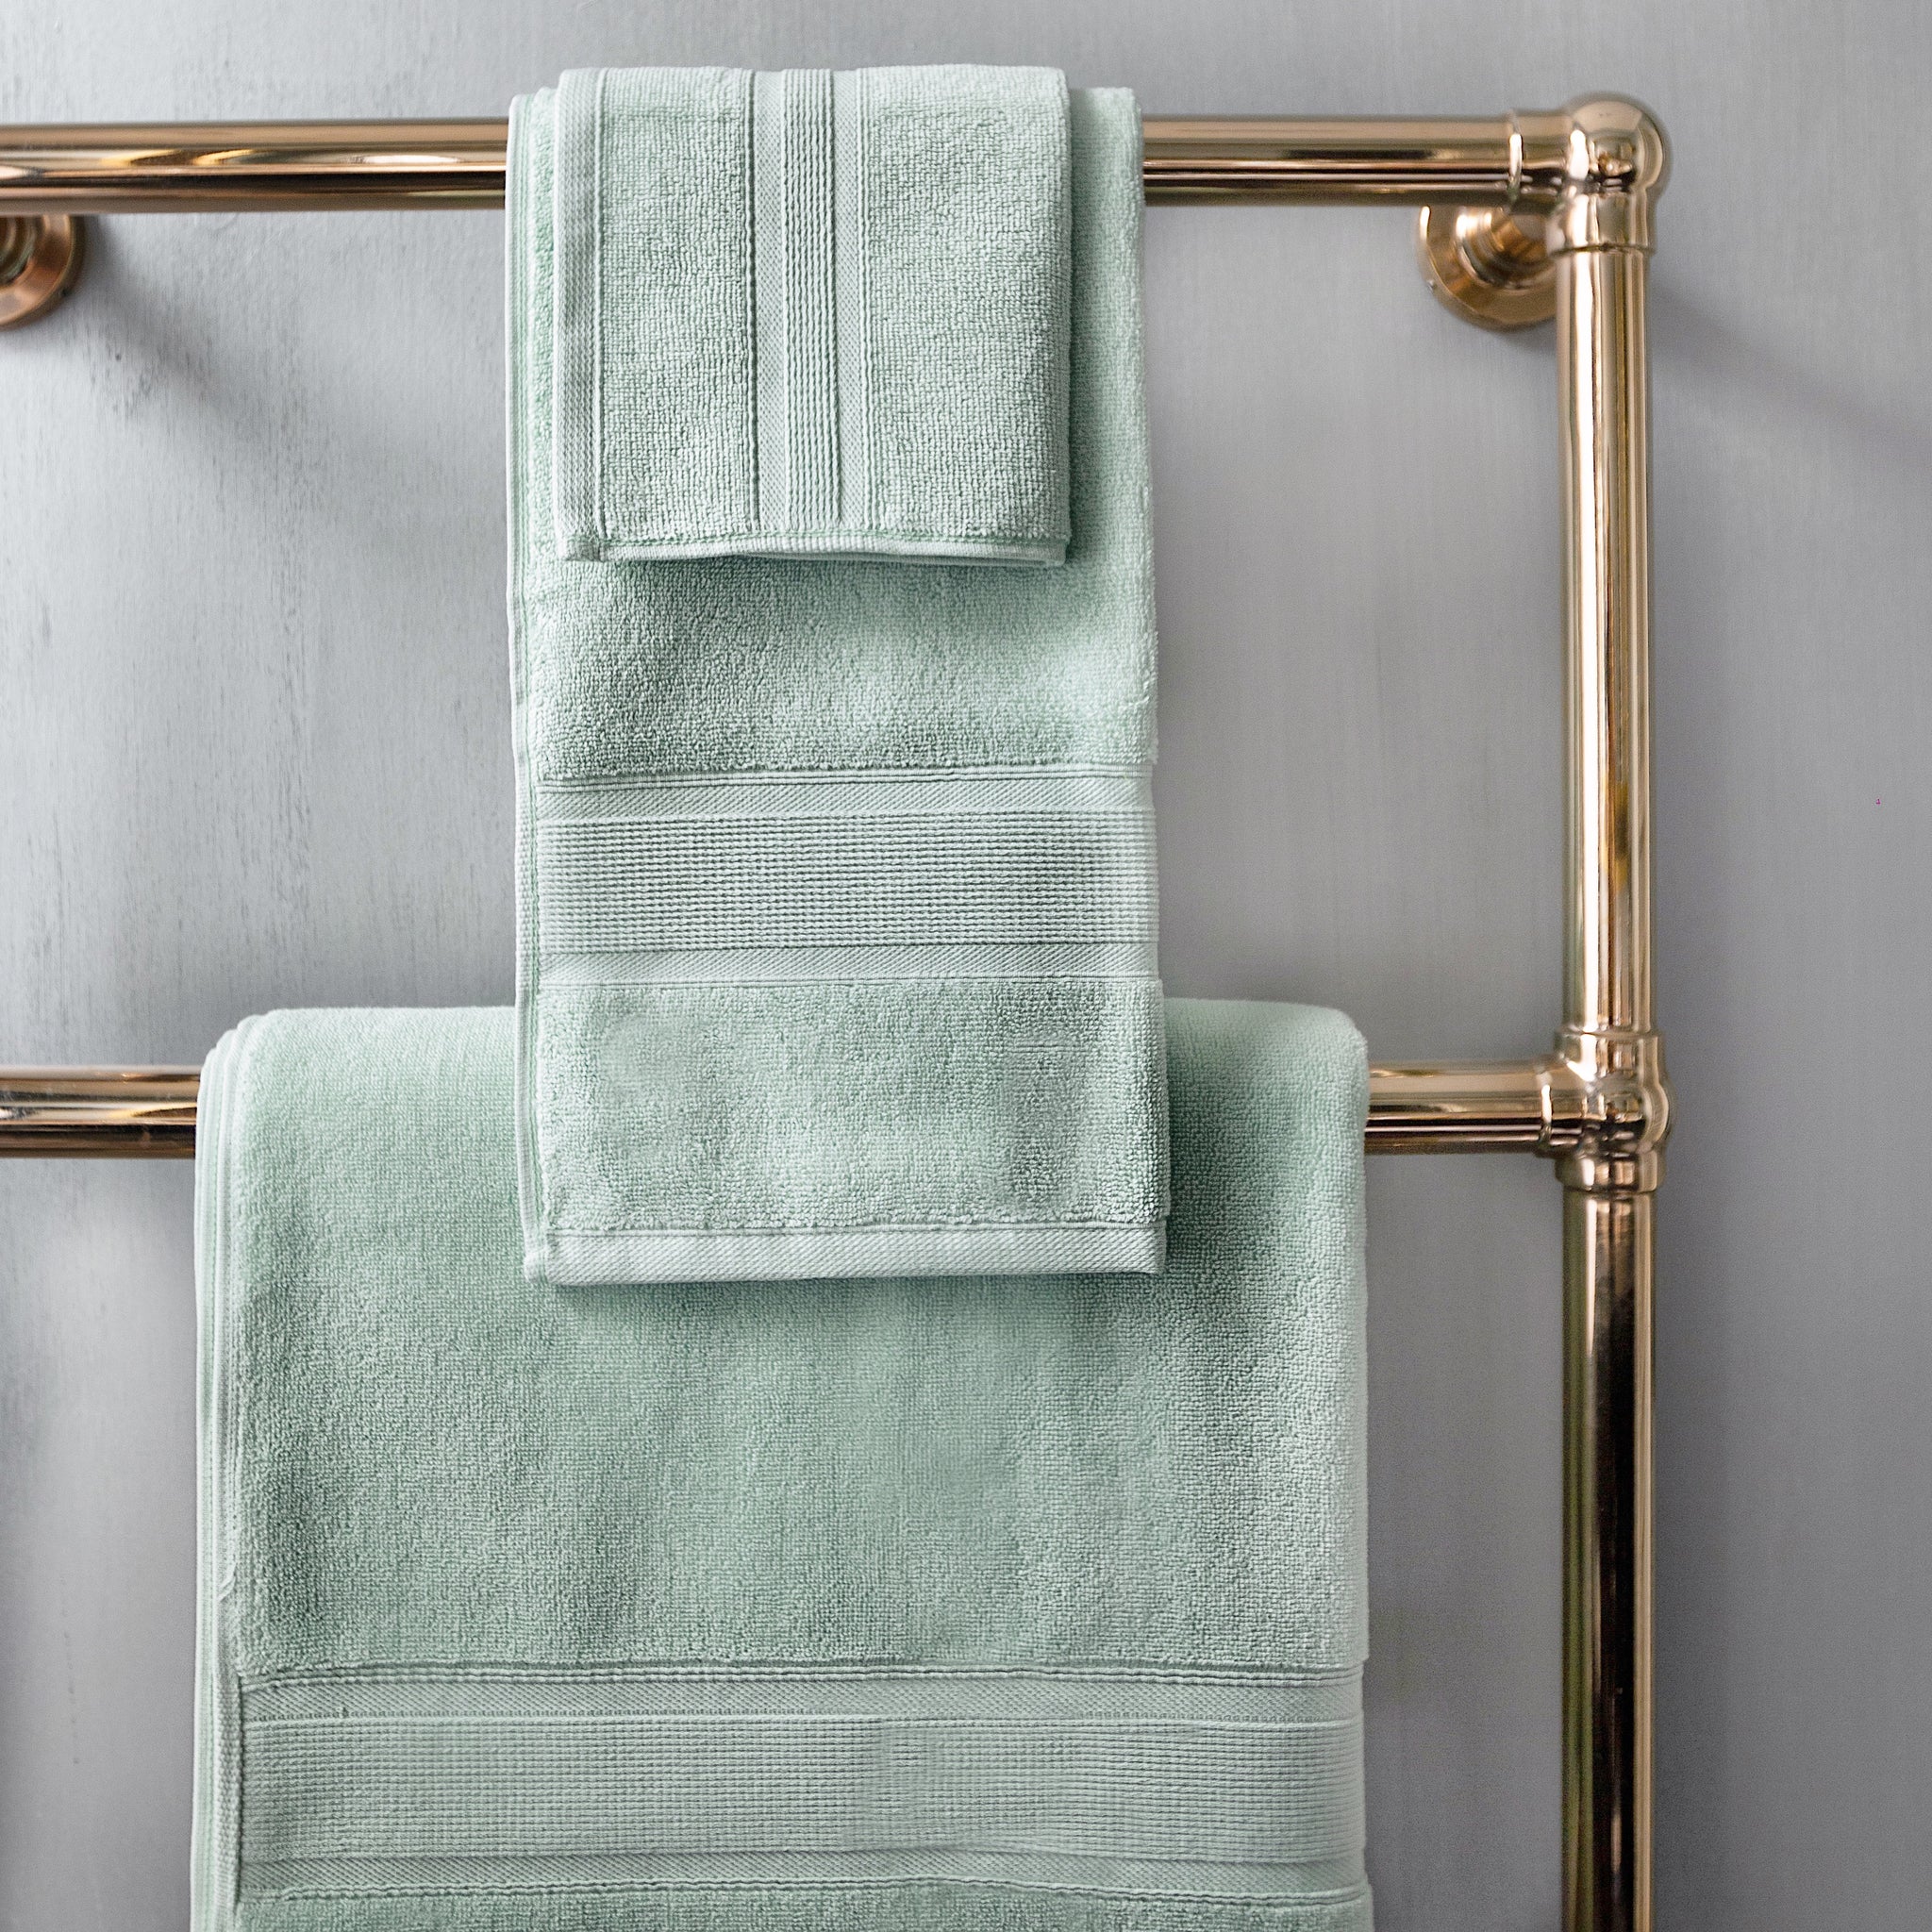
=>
[192,1001,1372,1932]
[512,79,1167,1287]
[552,65,1072,563]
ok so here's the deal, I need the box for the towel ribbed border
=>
[533,767,1158,960]
[235,1662,1366,1907]
[541,1218,1166,1285]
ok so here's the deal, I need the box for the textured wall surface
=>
[2,4,1927,1927]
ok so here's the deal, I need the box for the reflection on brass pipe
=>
[1140,117,1524,204]
[0,1068,199,1156]
[0,1059,1587,1158]
[0,116,1548,213]
[0,122,513,212]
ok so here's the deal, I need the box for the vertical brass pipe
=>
[1557,231,1655,1047]
[1547,99,1671,1932]
[1562,1188,1657,1932]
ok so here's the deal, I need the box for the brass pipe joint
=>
[1540,1029,1672,1194]
[1526,95,1671,257]
[1418,94,1667,328]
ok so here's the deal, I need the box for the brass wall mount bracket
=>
[0,213,83,329]
[1417,201,1557,330]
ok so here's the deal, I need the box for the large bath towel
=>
[192,1001,1372,1932]
[510,77,1166,1288]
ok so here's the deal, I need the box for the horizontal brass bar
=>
[0,121,512,212]
[0,115,1541,213]
[0,1058,1577,1158]
[0,1067,200,1155]
[1366,1058,1574,1154]
[1141,116,1528,205]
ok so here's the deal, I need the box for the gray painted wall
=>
[2,2,1924,1926]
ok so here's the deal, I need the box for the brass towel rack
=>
[0,97,1670,1932]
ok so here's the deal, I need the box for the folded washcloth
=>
[552,65,1072,563]
[192,1001,1372,1932]
[511,78,1167,1287]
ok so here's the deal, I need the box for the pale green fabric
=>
[551,65,1072,563]
[536,979,1168,1269]
[511,80,1167,1287]
[192,1001,1372,1932]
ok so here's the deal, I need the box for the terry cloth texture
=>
[192,1001,1373,1932]
[550,65,1071,564]
[511,80,1167,1286]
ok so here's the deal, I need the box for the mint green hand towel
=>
[512,79,1167,1287]
[552,65,1072,563]
[192,1001,1372,1932]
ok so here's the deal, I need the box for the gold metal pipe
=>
[0,115,1560,213]
[1552,219,1672,1191]
[1140,116,1533,205]
[1360,1055,1591,1153]
[0,121,513,212]
[1547,96,1671,1932]
[0,1058,1583,1158]
[0,1067,200,1155]
[1562,1187,1656,1932]
[0,109,1580,326]
[1560,255,1657,1059]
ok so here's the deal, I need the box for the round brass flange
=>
[0,215,86,331]
[1415,203,1555,331]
